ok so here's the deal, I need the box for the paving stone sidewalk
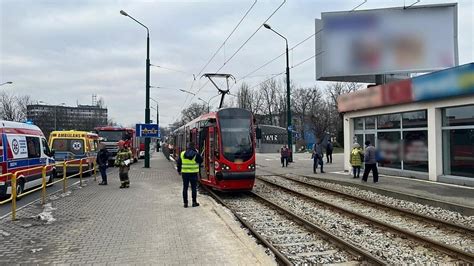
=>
[0,154,274,265]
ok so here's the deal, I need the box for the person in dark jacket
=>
[280,145,289,167]
[177,142,203,208]
[96,143,109,185]
[312,142,325,174]
[362,140,379,183]
[326,139,333,164]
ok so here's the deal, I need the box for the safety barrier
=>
[0,158,97,221]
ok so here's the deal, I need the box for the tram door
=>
[207,127,216,179]
[199,127,208,180]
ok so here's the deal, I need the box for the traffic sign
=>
[136,124,160,138]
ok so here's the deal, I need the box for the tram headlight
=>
[248,164,255,170]
[222,164,231,171]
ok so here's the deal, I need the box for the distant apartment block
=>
[27,104,107,138]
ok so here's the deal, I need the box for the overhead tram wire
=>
[189,0,287,104]
[229,29,319,92]
[247,52,318,90]
[195,0,258,78]
[150,64,196,78]
[174,0,259,121]
[237,30,319,83]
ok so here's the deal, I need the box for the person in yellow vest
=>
[177,142,203,208]
[115,140,133,188]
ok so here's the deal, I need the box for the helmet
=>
[118,140,126,148]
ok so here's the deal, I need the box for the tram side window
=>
[26,137,41,158]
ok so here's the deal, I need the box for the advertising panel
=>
[317,4,457,82]
[337,62,474,113]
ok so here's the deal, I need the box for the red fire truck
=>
[94,126,139,165]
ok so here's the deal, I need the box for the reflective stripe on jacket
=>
[180,151,199,173]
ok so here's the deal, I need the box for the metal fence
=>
[0,159,97,221]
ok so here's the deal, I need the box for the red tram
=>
[171,108,256,191]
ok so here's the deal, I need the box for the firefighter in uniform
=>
[115,140,133,188]
[177,142,203,208]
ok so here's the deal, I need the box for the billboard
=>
[316,3,458,82]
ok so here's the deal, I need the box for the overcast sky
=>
[1,0,473,127]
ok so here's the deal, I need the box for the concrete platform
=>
[0,154,275,265]
[257,153,474,216]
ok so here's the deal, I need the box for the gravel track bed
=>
[260,175,474,254]
[220,194,365,265]
[285,174,474,229]
[253,180,467,264]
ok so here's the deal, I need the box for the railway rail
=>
[203,187,384,265]
[254,175,474,264]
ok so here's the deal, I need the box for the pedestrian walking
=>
[312,142,325,174]
[326,139,334,164]
[96,143,109,185]
[350,143,363,179]
[362,140,379,183]
[280,145,289,167]
[156,140,161,152]
[115,140,132,188]
[177,142,203,208]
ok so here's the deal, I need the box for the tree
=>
[260,78,281,125]
[0,91,32,122]
[326,82,362,147]
[180,102,208,124]
[292,86,321,143]
[236,82,263,115]
[308,99,331,142]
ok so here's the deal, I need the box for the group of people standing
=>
[350,140,379,183]
[279,140,334,174]
[95,140,133,188]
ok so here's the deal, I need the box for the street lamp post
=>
[120,10,151,168]
[150,97,159,127]
[263,23,293,161]
[198,95,220,113]
[0,81,13,87]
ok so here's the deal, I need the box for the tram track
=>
[203,187,384,265]
[254,175,474,264]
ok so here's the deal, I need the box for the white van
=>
[0,121,55,198]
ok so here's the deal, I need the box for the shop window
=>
[443,129,474,178]
[354,134,363,146]
[403,111,427,128]
[365,134,375,147]
[403,131,428,172]
[377,114,401,129]
[443,105,474,127]
[354,118,363,130]
[377,132,401,169]
[365,117,375,129]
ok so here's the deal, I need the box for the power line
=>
[237,30,320,82]
[174,0,259,123]
[196,0,258,78]
[247,52,317,90]
[190,0,287,102]
[150,64,196,78]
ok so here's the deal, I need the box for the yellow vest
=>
[180,151,199,173]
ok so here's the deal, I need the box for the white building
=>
[338,63,474,186]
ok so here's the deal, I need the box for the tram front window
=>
[220,118,253,162]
